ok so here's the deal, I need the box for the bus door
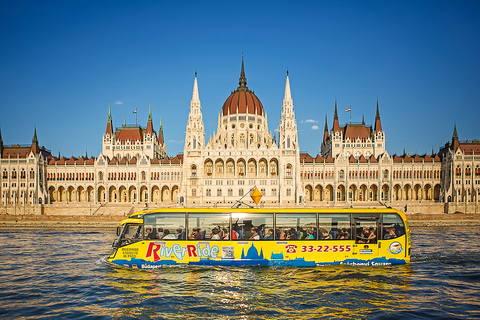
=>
[352,214,380,257]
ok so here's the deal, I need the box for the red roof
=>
[300,153,315,163]
[171,155,182,164]
[370,156,378,163]
[460,142,480,155]
[358,155,368,163]
[393,155,403,162]
[2,146,31,158]
[222,89,263,116]
[115,127,143,142]
[344,124,371,140]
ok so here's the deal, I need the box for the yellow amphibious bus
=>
[108,208,410,268]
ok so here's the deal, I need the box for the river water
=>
[0,227,479,319]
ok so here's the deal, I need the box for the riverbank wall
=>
[1,211,479,228]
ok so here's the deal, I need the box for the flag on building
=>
[133,109,137,114]
[346,107,351,112]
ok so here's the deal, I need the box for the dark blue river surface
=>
[0,227,479,319]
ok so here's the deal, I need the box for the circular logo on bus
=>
[388,242,403,254]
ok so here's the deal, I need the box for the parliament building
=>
[1,60,479,212]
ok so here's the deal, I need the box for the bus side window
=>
[276,213,316,240]
[382,214,405,239]
[232,213,273,240]
[319,214,351,240]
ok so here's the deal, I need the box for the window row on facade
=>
[2,168,35,180]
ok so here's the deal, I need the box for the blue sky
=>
[1,1,479,158]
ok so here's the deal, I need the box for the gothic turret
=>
[374,99,382,133]
[146,102,154,134]
[323,114,329,144]
[0,126,3,157]
[279,71,298,150]
[106,103,113,135]
[184,72,205,153]
[333,99,340,132]
[31,128,40,155]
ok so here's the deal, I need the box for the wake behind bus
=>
[108,208,410,268]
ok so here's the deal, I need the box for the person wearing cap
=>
[189,228,202,240]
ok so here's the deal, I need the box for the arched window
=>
[250,134,254,145]
[339,170,345,180]
[20,169,26,179]
[240,134,245,146]
[456,166,462,177]
[206,189,211,196]
[11,169,17,179]
[383,169,389,179]
[191,165,197,177]
[228,189,233,196]
[2,169,7,179]
[231,135,234,147]
[193,136,197,149]
[466,166,471,176]
[99,171,103,180]
[217,189,222,197]
[239,188,244,196]
[287,136,291,148]
[286,164,292,176]
[192,189,196,197]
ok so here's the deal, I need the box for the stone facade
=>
[0,61,478,211]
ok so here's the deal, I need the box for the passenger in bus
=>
[249,228,260,240]
[162,229,177,240]
[320,228,333,240]
[278,228,286,240]
[177,228,184,240]
[189,228,202,240]
[264,228,274,240]
[358,227,376,243]
[337,228,349,240]
[157,228,164,239]
[211,228,221,240]
[222,228,230,240]
[287,228,298,240]
[145,227,157,240]
[384,228,397,239]
[305,228,314,240]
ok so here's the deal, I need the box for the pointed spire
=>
[146,102,154,133]
[58,150,61,159]
[0,126,3,156]
[362,113,365,125]
[239,56,247,88]
[323,114,329,143]
[283,70,292,106]
[158,117,164,145]
[148,102,152,122]
[374,98,382,132]
[452,122,459,141]
[333,99,340,132]
[191,72,200,105]
[106,103,113,135]
[124,117,126,127]
[452,122,460,151]
[31,127,39,155]
[32,127,38,144]
[108,103,112,122]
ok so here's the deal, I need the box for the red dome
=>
[222,88,264,116]
[221,59,264,117]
